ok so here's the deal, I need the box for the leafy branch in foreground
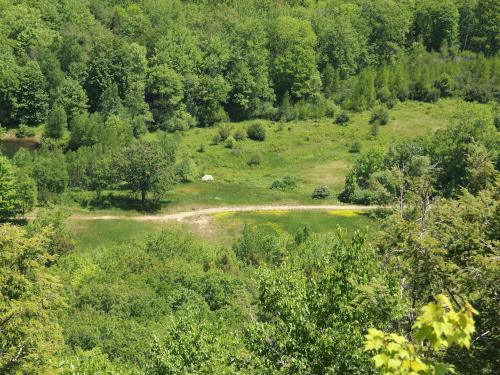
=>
[364,294,477,374]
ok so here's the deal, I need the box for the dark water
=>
[0,138,40,158]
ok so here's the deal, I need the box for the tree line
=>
[0,0,498,132]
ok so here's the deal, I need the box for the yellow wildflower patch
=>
[255,210,288,216]
[211,211,234,219]
[327,210,361,217]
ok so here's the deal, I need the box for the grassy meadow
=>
[69,209,378,249]
[53,98,465,217]
[67,99,462,245]
[160,99,458,210]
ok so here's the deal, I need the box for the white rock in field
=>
[201,175,214,181]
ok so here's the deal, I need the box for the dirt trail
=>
[71,204,377,222]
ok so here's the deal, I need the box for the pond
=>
[0,137,40,158]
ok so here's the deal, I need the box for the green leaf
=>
[373,353,388,368]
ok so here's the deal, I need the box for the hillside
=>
[0,0,498,374]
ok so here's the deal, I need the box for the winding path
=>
[71,204,377,222]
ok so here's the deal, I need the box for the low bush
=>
[335,112,350,125]
[16,125,36,138]
[176,158,197,183]
[325,100,339,118]
[369,106,389,125]
[494,105,500,130]
[349,141,362,153]
[294,101,313,120]
[233,129,245,141]
[433,73,454,98]
[163,113,196,132]
[270,176,297,191]
[385,98,396,109]
[247,153,262,166]
[218,126,230,141]
[225,136,236,149]
[311,185,331,199]
[370,122,379,137]
[247,123,266,141]
[377,87,392,103]
[211,133,222,145]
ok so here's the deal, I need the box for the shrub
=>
[385,98,396,109]
[433,73,453,98]
[377,87,392,103]
[224,136,236,149]
[294,100,313,120]
[369,106,389,125]
[311,185,331,199]
[247,123,266,141]
[218,126,230,141]
[233,129,245,141]
[247,153,262,166]
[270,176,297,191]
[335,112,350,125]
[411,82,439,103]
[176,158,197,183]
[325,100,339,118]
[494,105,500,130]
[211,133,222,145]
[349,141,362,153]
[16,125,36,138]
[163,112,196,132]
[464,84,492,104]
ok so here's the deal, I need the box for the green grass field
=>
[67,219,167,251]
[207,209,377,245]
[158,99,458,210]
[69,209,378,250]
[58,99,465,219]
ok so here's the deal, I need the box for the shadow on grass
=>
[0,217,29,226]
[84,193,170,213]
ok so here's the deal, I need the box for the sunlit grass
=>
[70,209,379,249]
[327,210,364,217]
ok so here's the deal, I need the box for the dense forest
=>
[0,0,499,374]
[0,0,498,130]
